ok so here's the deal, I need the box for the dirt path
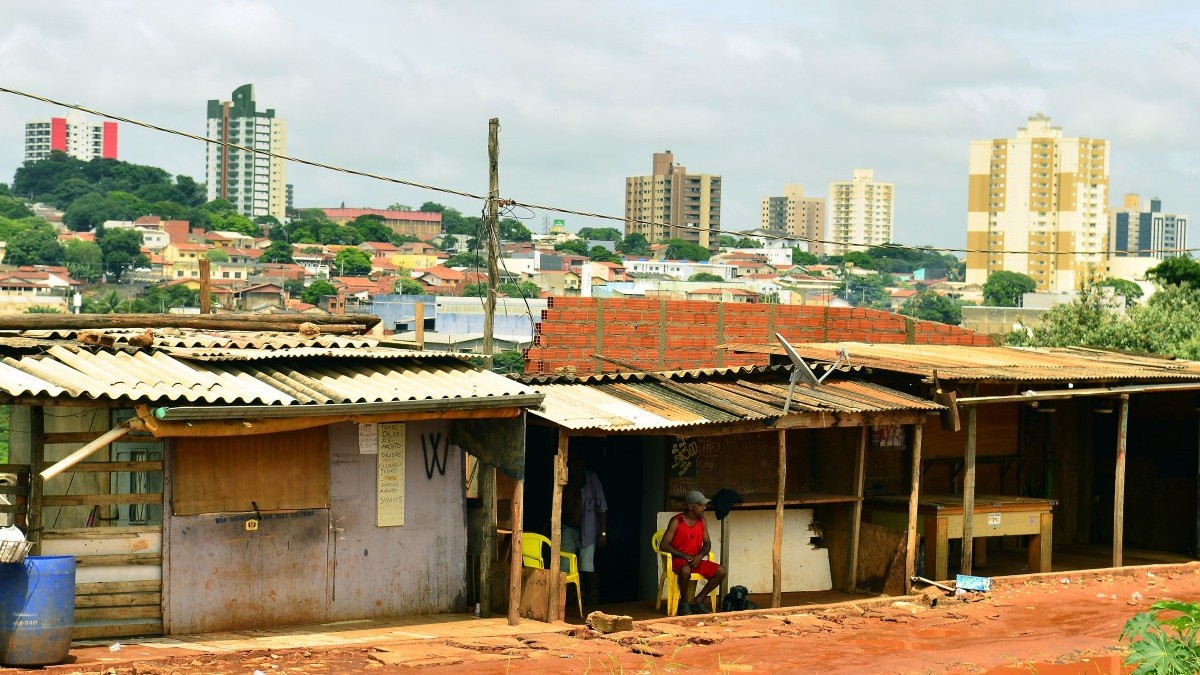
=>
[18,563,1199,674]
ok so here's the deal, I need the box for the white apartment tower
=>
[24,112,118,163]
[760,184,826,256]
[827,169,894,255]
[624,151,722,253]
[966,114,1110,292]
[205,84,288,220]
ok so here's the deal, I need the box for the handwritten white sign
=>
[377,423,405,526]
[358,423,378,455]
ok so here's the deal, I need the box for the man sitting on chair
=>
[661,490,727,615]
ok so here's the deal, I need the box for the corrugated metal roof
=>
[531,374,941,432]
[160,347,460,361]
[0,342,537,406]
[3,329,377,350]
[721,342,1200,383]
[519,364,790,385]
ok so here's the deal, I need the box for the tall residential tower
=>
[760,184,826,255]
[1110,194,1187,260]
[24,112,117,163]
[205,84,288,220]
[624,151,721,253]
[966,114,1109,292]
[827,169,893,255]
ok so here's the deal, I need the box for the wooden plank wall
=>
[42,527,163,639]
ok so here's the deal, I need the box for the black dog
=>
[721,585,759,612]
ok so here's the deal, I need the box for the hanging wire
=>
[2,84,1191,258]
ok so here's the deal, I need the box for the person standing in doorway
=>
[660,490,726,615]
[562,455,607,606]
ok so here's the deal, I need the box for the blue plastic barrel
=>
[0,555,76,666]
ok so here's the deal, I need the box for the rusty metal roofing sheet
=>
[0,345,537,406]
[519,364,789,385]
[160,347,460,361]
[530,375,940,432]
[720,342,1200,383]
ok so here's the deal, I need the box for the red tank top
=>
[669,514,705,557]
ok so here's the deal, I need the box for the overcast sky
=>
[3,1,1199,252]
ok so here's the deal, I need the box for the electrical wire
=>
[3,84,1193,258]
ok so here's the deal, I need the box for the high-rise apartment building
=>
[205,84,287,220]
[827,169,893,255]
[24,112,117,163]
[760,184,826,255]
[624,151,721,252]
[1110,194,1187,260]
[966,114,1110,292]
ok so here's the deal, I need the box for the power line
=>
[4,84,1194,258]
[0,85,485,203]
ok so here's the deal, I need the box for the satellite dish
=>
[774,333,850,414]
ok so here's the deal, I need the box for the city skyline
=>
[2,2,1199,254]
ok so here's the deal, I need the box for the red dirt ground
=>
[12,563,1199,674]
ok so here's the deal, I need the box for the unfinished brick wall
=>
[522,297,993,375]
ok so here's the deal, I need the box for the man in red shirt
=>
[660,490,726,615]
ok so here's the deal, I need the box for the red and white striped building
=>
[24,112,117,163]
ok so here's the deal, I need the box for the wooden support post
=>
[414,300,425,351]
[27,406,44,555]
[507,479,524,626]
[1113,394,1129,567]
[198,258,211,314]
[479,463,497,618]
[846,426,867,592]
[905,423,924,593]
[772,429,786,608]
[548,431,568,621]
[960,386,978,576]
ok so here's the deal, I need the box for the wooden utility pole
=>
[483,118,500,371]
[548,431,568,620]
[508,478,524,626]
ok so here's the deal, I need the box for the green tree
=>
[445,250,484,269]
[982,270,1037,307]
[439,234,459,252]
[499,281,540,298]
[791,248,819,266]
[83,290,131,314]
[393,277,426,294]
[302,280,338,305]
[588,246,622,263]
[333,249,372,276]
[554,239,589,256]
[63,239,103,282]
[204,248,230,262]
[96,227,147,282]
[461,282,487,297]
[664,238,711,262]
[840,273,891,309]
[0,196,32,220]
[899,290,962,325]
[1097,278,1144,306]
[1146,256,1200,288]
[492,349,526,375]
[719,235,738,248]
[5,225,64,265]
[499,217,532,242]
[577,227,623,241]
[689,272,725,282]
[132,283,200,313]
[259,241,295,264]
[25,305,61,313]
[617,233,651,256]
[387,202,413,211]
[349,214,395,244]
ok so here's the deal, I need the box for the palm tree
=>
[83,291,128,314]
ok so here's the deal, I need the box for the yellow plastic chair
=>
[652,529,718,616]
[520,532,583,617]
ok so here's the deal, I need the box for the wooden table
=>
[864,494,1056,581]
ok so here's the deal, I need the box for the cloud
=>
[1,0,1198,252]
